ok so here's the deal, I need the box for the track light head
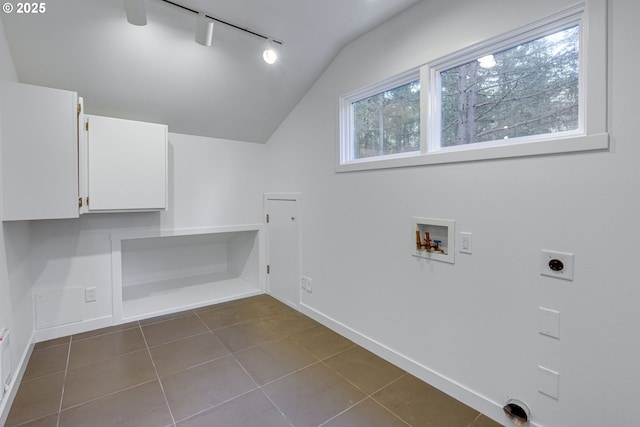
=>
[125,0,147,26]
[263,40,278,64]
[195,13,215,47]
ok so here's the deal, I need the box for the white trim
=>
[298,302,548,427]
[337,0,608,173]
[0,331,35,427]
[426,3,586,152]
[33,316,114,342]
[338,132,608,172]
[339,68,421,165]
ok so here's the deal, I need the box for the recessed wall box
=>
[412,217,455,264]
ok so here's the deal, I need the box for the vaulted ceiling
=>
[1,0,422,143]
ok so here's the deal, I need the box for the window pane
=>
[440,25,579,147]
[352,80,420,159]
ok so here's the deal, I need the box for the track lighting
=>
[124,0,283,62]
[195,13,214,47]
[263,40,278,65]
[124,0,147,26]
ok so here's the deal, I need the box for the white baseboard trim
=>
[33,315,114,343]
[298,302,514,427]
[0,330,35,427]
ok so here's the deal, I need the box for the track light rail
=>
[159,0,283,45]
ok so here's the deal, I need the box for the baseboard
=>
[33,315,113,343]
[298,302,513,426]
[0,330,35,427]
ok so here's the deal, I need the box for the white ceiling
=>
[1,0,422,143]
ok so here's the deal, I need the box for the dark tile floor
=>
[6,295,503,427]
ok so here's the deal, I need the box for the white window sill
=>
[336,132,609,173]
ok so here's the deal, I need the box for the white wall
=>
[0,16,35,425]
[265,0,640,426]
[27,133,266,337]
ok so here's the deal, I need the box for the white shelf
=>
[112,225,265,323]
[122,276,262,322]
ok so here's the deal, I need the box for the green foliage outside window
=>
[440,26,579,147]
[352,80,421,159]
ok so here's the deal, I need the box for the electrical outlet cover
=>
[540,250,574,281]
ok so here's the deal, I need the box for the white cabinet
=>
[0,82,80,220]
[82,115,167,212]
[0,82,169,220]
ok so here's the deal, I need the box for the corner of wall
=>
[0,18,17,81]
[0,15,32,423]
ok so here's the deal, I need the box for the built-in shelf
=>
[111,225,265,322]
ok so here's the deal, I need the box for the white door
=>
[266,196,300,307]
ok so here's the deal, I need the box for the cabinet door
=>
[86,115,167,211]
[0,82,79,221]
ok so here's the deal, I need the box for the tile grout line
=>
[193,310,285,356]
[257,387,296,427]
[138,322,178,427]
[71,323,140,342]
[224,338,296,427]
[145,329,213,349]
[55,379,160,412]
[313,358,412,427]
[316,395,370,427]
[171,386,262,425]
[468,412,483,427]
[367,373,415,427]
[55,336,73,427]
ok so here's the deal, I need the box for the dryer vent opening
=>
[503,398,530,426]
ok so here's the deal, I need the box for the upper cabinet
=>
[82,115,168,212]
[0,82,80,221]
[0,82,169,221]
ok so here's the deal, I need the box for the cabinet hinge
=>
[266,214,269,223]
[78,197,83,208]
[77,103,82,114]
[267,265,270,274]
[86,197,89,206]
[85,121,89,131]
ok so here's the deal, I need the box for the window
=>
[338,2,607,172]
[340,69,421,164]
[438,26,579,148]
[352,79,420,159]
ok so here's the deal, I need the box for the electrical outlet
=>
[85,287,97,303]
[459,232,472,254]
[301,276,312,293]
[540,250,574,281]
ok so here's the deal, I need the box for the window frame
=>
[339,68,421,166]
[336,1,608,173]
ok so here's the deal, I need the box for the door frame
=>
[263,193,302,308]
